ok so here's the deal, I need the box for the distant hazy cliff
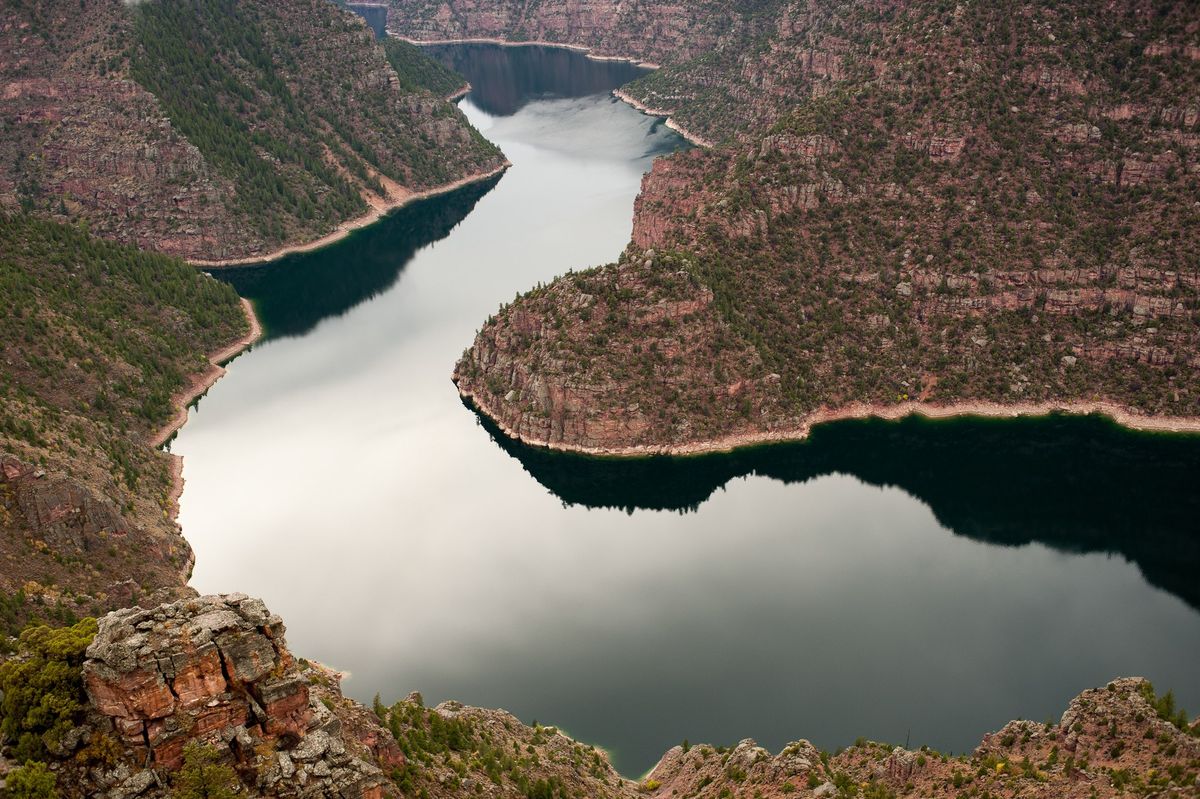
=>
[11,594,1200,798]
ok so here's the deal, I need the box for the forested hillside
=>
[427,0,1200,452]
[0,0,503,261]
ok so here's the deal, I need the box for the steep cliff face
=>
[79,596,400,797]
[454,0,1200,453]
[11,594,640,799]
[455,250,780,453]
[0,0,503,261]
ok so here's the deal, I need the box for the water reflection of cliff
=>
[217,177,499,340]
[423,43,651,116]
[472,407,1200,610]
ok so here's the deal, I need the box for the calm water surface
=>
[173,45,1200,776]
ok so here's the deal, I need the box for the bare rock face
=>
[80,594,401,798]
[2,453,126,553]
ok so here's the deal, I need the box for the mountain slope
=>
[387,0,788,66]
[0,0,504,261]
[9,595,1200,798]
[437,0,1200,453]
[0,215,249,633]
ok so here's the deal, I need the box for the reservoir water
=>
[172,44,1200,776]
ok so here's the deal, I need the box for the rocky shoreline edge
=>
[457,383,1200,458]
[612,88,715,148]
[189,162,510,268]
[151,297,263,451]
[15,591,1200,798]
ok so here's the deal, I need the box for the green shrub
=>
[4,761,58,799]
[0,618,97,763]
[170,743,239,799]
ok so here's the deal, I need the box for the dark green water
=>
[175,44,1200,776]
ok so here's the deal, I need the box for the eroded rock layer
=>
[79,595,399,797]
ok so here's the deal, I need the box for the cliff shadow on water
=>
[468,404,1200,611]
[214,176,501,340]
[422,43,652,117]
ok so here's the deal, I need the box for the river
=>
[171,43,1200,776]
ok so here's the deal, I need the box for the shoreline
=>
[155,296,262,529]
[152,296,263,452]
[611,88,714,148]
[391,34,661,69]
[458,385,1200,458]
[189,162,509,268]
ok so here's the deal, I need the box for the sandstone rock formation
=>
[72,595,402,798]
[22,594,643,799]
[19,595,1200,799]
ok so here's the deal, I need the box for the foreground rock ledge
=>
[28,594,1200,798]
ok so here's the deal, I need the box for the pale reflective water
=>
[172,45,1200,776]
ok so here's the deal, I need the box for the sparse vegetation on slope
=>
[453,0,1200,452]
[384,37,471,97]
[1,0,504,260]
[0,215,246,631]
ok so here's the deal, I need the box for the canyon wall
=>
[452,0,1200,452]
[386,0,785,65]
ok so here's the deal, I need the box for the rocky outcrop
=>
[14,596,1200,799]
[0,0,503,261]
[454,251,782,454]
[74,595,402,798]
[37,594,641,799]
[643,678,1200,799]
